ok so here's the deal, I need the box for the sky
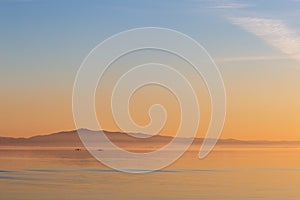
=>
[1,0,300,140]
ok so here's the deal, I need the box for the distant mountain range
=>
[1,129,300,148]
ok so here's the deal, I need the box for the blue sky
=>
[1,0,299,94]
[1,0,300,138]
[1,0,300,77]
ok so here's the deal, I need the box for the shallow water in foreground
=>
[1,147,300,199]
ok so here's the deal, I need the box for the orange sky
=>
[2,58,300,141]
[2,0,300,141]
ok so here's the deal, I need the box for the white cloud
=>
[217,55,294,62]
[209,3,251,9]
[229,17,300,60]
[207,0,252,9]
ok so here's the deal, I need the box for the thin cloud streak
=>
[229,17,300,60]
[209,3,252,9]
[207,0,252,9]
[217,55,295,63]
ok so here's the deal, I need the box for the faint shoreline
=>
[1,129,300,151]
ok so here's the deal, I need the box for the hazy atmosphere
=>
[2,1,300,199]
[1,0,300,140]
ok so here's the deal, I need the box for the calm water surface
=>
[1,147,300,199]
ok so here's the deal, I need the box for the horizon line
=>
[1,128,300,143]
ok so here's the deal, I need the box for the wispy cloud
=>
[209,3,251,9]
[229,17,300,60]
[217,55,294,63]
[207,0,252,9]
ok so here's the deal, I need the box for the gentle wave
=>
[1,167,300,178]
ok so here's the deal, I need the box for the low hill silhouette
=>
[1,129,300,148]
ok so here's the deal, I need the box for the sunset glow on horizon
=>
[1,0,300,141]
[2,1,300,199]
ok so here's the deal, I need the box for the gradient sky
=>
[1,0,300,140]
